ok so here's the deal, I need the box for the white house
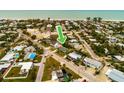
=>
[95,30,101,34]
[0,52,15,62]
[68,52,81,61]
[117,43,124,47]
[113,55,124,62]
[83,57,102,69]
[13,45,25,51]
[89,39,96,42]
[51,71,58,81]
[0,41,6,47]
[0,63,11,71]
[107,36,118,43]
[24,46,36,53]
[0,33,6,39]
[54,42,62,48]
[18,62,33,74]
[105,69,124,82]
[69,39,78,43]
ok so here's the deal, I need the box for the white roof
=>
[13,45,25,51]
[89,39,96,42]
[95,30,101,33]
[114,55,124,61]
[72,43,79,46]
[117,43,124,47]
[69,39,78,43]
[84,57,102,68]
[47,24,52,27]
[0,33,6,37]
[1,52,15,61]
[0,63,11,70]
[24,46,35,52]
[54,43,61,48]
[68,52,81,60]
[67,35,75,39]
[0,41,6,44]
[52,71,58,81]
[18,62,33,70]
[105,69,124,82]
[108,30,113,33]
[94,43,101,46]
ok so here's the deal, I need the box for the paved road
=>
[35,48,48,82]
[73,31,100,61]
[73,31,110,81]
[49,51,100,82]
[21,31,101,82]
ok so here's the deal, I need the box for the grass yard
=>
[42,57,61,81]
[3,66,39,82]
[5,67,24,78]
[0,49,6,59]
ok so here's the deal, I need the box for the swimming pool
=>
[28,53,36,60]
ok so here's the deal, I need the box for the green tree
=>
[86,17,91,22]
[98,17,102,22]
[31,35,36,40]
[93,17,97,23]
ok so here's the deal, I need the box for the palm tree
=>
[93,17,97,23]
[98,17,102,22]
[86,17,91,22]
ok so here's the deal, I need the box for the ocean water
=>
[0,10,124,20]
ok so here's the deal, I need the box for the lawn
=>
[3,66,39,82]
[0,49,6,59]
[42,57,61,81]
[5,67,24,78]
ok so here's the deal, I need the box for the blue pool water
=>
[28,53,36,60]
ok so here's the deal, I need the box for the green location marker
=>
[56,25,67,44]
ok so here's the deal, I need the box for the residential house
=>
[18,62,33,74]
[68,52,81,61]
[0,52,15,62]
[56,70,64,82]
[13,45,26,51]
[0,33,6,41]
[105,69,124,82]
[58,47,68,53]
[83,57,102,69]
[113,55,124,62]
[51,71,59,81]
[0,41,6,47]
[24,46,36,53]
[0,63,11,73]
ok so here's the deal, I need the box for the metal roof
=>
[68,52,81,60]
[84,57,102,68]
[105,69,124,82]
